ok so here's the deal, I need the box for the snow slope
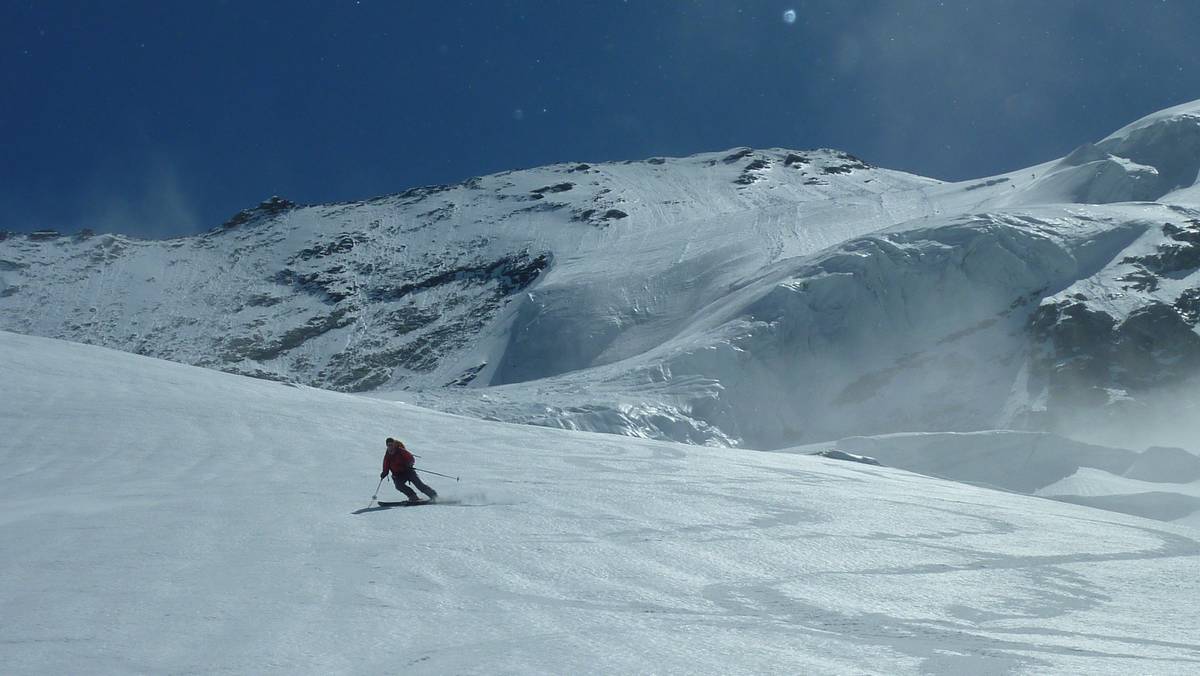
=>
[4,331,1200,674]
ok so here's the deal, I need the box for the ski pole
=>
[366,476,385,508]
[415,467,460,482]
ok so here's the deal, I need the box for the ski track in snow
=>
[3,332,1200,675]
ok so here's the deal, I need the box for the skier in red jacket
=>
[380,438,437,503]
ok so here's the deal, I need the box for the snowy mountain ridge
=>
[0,147,929,390]
[5,102,1200,451]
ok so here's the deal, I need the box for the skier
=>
[380,438,437,503]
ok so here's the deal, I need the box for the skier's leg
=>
[391,472,419,501]
[400,468,437,499]
[411,472,437,500]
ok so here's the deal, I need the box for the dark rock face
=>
[446,362,488,386]
[1175,288,1200,323]
[201,208,556,391]
[1163,219,1200,245]
[721,148,753,164]
[384,306,441,335]
[783,153,809,167]
[272,268,354,304]
[1128,244,1200,277]
[217,196,297,231]
[1030,301,1119,409]
[244,293,284,308]
[1118,268,1159,292]
[367,252,550,304]
[291,234,363,262]
[1112,303,1200,388]
[1030,299,1200,412]
[834,151,870,166]
[223,307,357,362]
[510,202,569,217]
[734,158,771,185]
[390,183,455,206]
[1119,222,1200,291]
[572,207,628,226]
[531,183,574,195]
[821,151,872,174]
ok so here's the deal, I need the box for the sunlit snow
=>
[3,332,1200,674]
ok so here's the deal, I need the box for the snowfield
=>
[4,331,1200,675]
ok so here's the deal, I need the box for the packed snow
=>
[4,332,1200,674]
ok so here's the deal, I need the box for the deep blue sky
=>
[3,0,1200,238]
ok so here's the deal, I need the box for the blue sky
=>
[3,0,1200,237]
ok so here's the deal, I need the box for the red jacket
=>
[382,447,415,474]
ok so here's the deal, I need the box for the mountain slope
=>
[400,202,1200,449]
[0,149,932,392]
[5,102,1200,449]
[3,331,1200,675]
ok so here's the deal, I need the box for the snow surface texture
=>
[6,102,1200,453]
[4,331,1200,675]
